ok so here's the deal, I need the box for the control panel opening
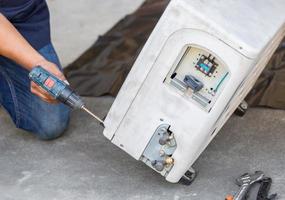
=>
[164,46,230,112]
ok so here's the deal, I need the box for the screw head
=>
[159,150,165,157]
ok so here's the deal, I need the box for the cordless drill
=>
[29,66,105,127]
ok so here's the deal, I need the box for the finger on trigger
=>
[64,80,70,85]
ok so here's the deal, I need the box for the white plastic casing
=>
[103,0,285,183]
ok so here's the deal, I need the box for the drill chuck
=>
[57,87,84,109]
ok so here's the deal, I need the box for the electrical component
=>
[183,74,204,92]
[195,54,218,77]
[165,47,229,111]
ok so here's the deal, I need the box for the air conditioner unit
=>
[103,0,285,183]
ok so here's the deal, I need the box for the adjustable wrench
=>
[233,171,265,200]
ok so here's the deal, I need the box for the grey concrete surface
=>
[0,97,284,200]
[47,0,144,67]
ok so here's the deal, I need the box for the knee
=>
[36,109,70,141]
[38,118,69,140]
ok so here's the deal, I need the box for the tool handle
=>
[29,66,84,109]
[234,185,249,200]
[225,195,234,200]
[29,66,67,99]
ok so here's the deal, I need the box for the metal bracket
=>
[140,124,177,176]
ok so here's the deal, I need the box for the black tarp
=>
[64,0,285,109]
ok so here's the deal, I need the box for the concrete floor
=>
[0,97,285,200]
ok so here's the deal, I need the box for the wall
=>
[47,0,144,67]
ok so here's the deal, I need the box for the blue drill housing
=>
[29,66,67,98]
[29,66,85,109]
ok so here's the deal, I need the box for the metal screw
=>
[159,150,165,157]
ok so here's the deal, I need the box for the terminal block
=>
[195,54,218,77]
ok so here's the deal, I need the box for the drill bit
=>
[81,106,105,127]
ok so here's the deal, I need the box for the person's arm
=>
[0,13,64,103]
